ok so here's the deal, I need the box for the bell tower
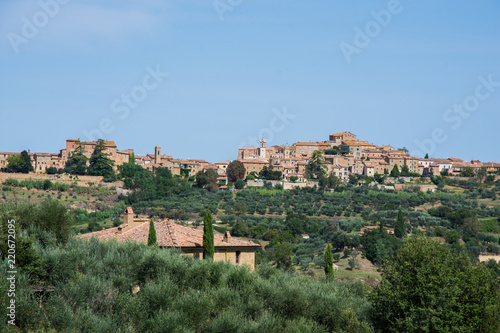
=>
[259,137,266,158]
[155,145,161,164]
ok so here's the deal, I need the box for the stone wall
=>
[0,172,122,188]
[182,247,256,271]
[246,179,318,190]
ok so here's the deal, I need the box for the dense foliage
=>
[5,150,34,174]
[87,139,116,181]
[0,237,373,332]
[371,237,500,332]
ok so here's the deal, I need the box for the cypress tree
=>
[395,210,405,238]
[202,209,214,260]
[148,219,157,246]
[324,243,334,281]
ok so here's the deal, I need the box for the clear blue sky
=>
[1,0,499,163]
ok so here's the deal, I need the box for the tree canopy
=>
[394,210,405,238]
[370,237,500,332]
[195,169,218,191]
[87,139,116,181]
[226,160,246,182]
[306,150,327,179]
[6,150,34,173]
[64,145,88,175]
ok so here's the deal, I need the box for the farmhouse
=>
[79,207,260,270]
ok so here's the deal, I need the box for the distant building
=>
[79,207,260,270]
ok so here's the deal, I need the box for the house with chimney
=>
[79,207,260,270]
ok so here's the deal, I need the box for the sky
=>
[0,0,499,163]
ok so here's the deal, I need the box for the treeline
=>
[2,177,113,197]
[1,228,499,332]
[1,195,500,331]
[1,236,373,332]
[120,170,500,268]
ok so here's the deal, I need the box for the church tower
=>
[155,145,161,164]
[259,137,266,159]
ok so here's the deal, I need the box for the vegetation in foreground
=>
[0,196,499,332]
[1,236,372,332]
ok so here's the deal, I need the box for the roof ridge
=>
[120,221,149,236]
[163,219,178,247]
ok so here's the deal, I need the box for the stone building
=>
[79,207,260,270]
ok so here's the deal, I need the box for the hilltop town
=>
[1,131,499,185]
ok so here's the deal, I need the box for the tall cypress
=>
[395,210,405,239]
[324,243,334,281]
[148,219,157,246]
[202,209,215,260]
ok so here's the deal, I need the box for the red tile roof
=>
[79,220,259,248]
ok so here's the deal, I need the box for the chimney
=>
[223,231,232,243]
[124,207,134,225]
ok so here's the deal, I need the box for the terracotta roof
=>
[293,141,330,147]
[344,142,375,147]
[428,159,452,164]
[331,132,353,136]
[242,160,268,164]
[79,220,259,248]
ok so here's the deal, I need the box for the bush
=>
[4,178,19,187]
[46,167,58,174]
[234,179,245,190]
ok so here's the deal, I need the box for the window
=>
[236,251,240,264]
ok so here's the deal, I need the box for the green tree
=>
[370,237,500,332]
[64,145,88,175]
[234,179,245,189]
[87,139,116,181]
[274,242,293,270]
[374,173,384,184]
[284,212,307,236]
[202,209,214,261]
[37,199,72,244]
[290,176,298,183]
[400,165,410,177]
[424,153,429,159]
[259,164,282,180]
[324,243,334,280]
[319,171,341,188]
[476,166,487,183]
[394,210,405,238]
[148,219,157,247]
[462,216,481,236]
[245,173,256,180]
[305,150,327,179]
[461,166,475,177]
[390,164,400,177]
[128,152,135,164]
[7,150,34,173]
[226,160,246,182]
[46,166,58,174]
[195,169,218,191]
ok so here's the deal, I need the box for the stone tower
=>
[155,145,161,164]
[259,137,266,159]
